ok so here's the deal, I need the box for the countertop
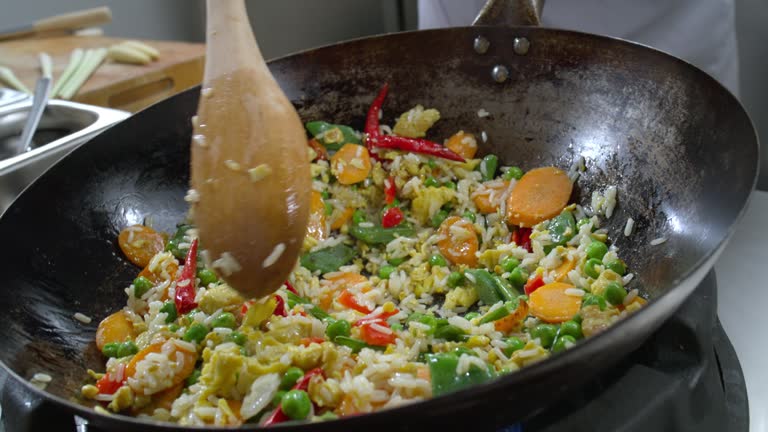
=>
[716,189,768,432]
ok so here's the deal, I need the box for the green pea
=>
[425,176,440,187]
[197,268,218,286]
[571,313,582,324]
[500,256,520,273]
[321,190,330,199]
[503,337,526,356]
[101,342,120,358]
[560,320,583,339]
[509,267,529,288]
[552,335,577,353]
[281,389,312,420]
[388,256,406,266]
[576,218,591,230]
[583,258,603,279]
[531,324,558,348]
[427,158,437,169]
[210,312,237,329]
[185,369,201,387]
[503,166,524,180]
[479,154,499,181]
[378,264,396,279]
[462,211,476,223]
[325,319,351,340]
[183,323,209,343]
[228,331,246,346]
[272,390,286,407]
[132,276,153,298]
[464,312,480,320]
[169,323,180,332]
[604,282,627,306]
[447,271,464,288]
[390,323,403,331]
[116,341,138,357]
[586,241,608,260]
[160,301,177,324]
[281,367,305,390]
[352,209,366,224]
[605,260,627,276]
[429,254,447,267]
[582,293,607,311]
[431,209,449,228]
[443,181,457,190]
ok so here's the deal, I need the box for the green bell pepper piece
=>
[465,269,502,305]
[300,244,356,274]
[165,224,193,260]
[334,336,384,353]
[427,352,494,396]
[349,224,415,245]
[305,121,361,151]
[492,274,520,301]
[547,210,577,246]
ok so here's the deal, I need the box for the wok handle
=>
[473,0,544,27]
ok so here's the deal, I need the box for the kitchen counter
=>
[716,189,768,432]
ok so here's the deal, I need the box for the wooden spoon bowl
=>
[189,0,310,298]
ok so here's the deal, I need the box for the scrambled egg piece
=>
[107,385,134,412]
[510,341,549,367]
[411,186,456,225]
[393,105,440,138]
[444,286,478,310]
[198,284,244,315]
[200,344,245,399]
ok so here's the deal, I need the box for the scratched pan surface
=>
[0,26,757,431]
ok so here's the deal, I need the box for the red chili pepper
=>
[364,84,464,162]
[240,300,255,315]
[174,238,198,314]
[273,295,286,317]
[359,320,397,346]
[511,227,533,253]
[338,289,373,314]
[284,280,298,295]
[384,176,397,204]
[95,363,126,395]
[354,309,399,327]
[307,138,328,161]
[376,135,465,162]
[381,207,404,228]
[263,368,326,426]
[524,274,545,295]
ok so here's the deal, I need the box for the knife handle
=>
[33,6,112,34]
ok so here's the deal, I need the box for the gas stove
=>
[0,270,747,432]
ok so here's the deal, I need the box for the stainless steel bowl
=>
[0,92,129,214]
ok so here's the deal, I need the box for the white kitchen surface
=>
[716,189,768,432]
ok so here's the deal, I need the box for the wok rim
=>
[0,25,759,430]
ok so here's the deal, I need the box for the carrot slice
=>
[125,341,197,395]
[118,225,165,268]
[528,282,582,323]
[330,144,372,185]
[472,180,510,214]
[95,310,137,351]
[553,254,577,283]
[506,167,573,227]
[494,299,529,333]
[307,190,328,241]
[445,131,478,159]
[330,207,354,230]
[321,272,369,309]
[138,260,179,284]
[437,216,478,267]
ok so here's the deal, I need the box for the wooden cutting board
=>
[0,35,204,112]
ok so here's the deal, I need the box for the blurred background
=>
[1,0,765,187]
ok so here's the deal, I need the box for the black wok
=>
[0,1,758,430]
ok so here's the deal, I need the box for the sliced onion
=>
[240,373,280,420]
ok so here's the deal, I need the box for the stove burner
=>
[0,272,748,432]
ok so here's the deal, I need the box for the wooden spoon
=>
[189,0,310,298]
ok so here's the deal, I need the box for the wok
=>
[0,0,758,430]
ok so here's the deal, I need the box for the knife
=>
[0,7,112,41]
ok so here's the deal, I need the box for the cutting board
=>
[0,36,204,112]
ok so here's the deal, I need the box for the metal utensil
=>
[16,77,51,154]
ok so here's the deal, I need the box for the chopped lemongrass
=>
[0,67,31,93]
[121,40,160,60]
[59,48,108,100]
[51,48,84,98]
